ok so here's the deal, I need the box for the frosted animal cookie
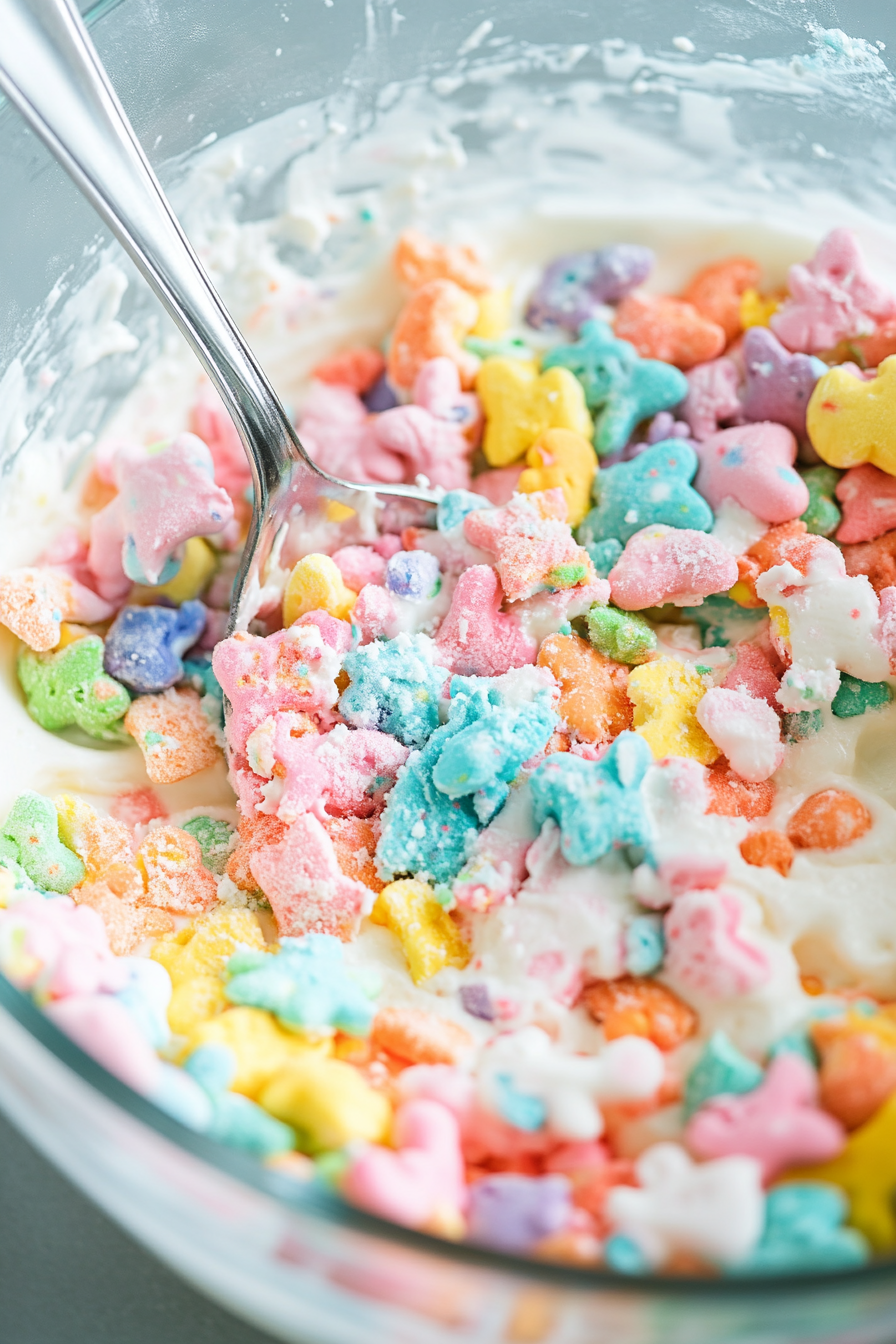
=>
[478,1026,664,1142]
[755,538,889,710]
[605,1143,764,1271]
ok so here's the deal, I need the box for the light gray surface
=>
[0,1107,279,1344]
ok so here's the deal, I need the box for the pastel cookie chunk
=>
[18,635,131,741]
[103,601,207,694]
[740,326,826,439]
[0,792,85,893]
[394,229,492,294]
[830,672,893,719]
[681,256,761,343]
[431,683,556,823]
[72,880,173,957]
[529,731,653,866]
[185,1006,330,1099]
[585,605,656,665]
[249,813,372,941]
[259,1054,390,1154]
[340,633,448,748]
[212,619,344,757]
[375,677,512,882]
[812,1010,896,1130]
[136,826,218,916]
[297,381,404,484]
[613,293,726,370]
[475,359,592,467]
[54,794,135,887]
[664,885,773,999]
[151,905,265,990]
[582,975,696,1050]
[463,490,596,602]
[609,524,738,610]
[371,879,470,984]
[541,320,687,458]
[0,895,128,1002]
[370,1008,473,1066]
[536,632,632,744]
[343,1096,466,1236]
[245,716,407,823]
[181,816,236,876]
[0,567,114,651]
[88,434,233,599]
[784,1092,896,1251]
[755,537,889,709]
[835,463,896,543]
[124,687,222,784]
[627,657,718,764]
[800,465,842,538]
[695,423,808,525]
[433,566,537,677]
[517,428,597,528]
[681,357,742,441]
[371,368,477,491]
[388,279,480,391]
[695,686,784,783]
[312,346,386,393]
[478,1025,663,1142]
[578,439,712,548]
[605,1143,764,1270]
[733,1184,869,1275]
[771,228,896,353]
[686,1052,845,1181]
[841,531,896,595]
[226,932,376,1036]
[525,245,654,331]
[283,554,357,626]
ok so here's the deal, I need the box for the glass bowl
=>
[2,2,896,1340]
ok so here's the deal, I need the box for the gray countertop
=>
[0,1107,281,1344]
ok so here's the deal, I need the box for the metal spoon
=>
[0,0,439,631]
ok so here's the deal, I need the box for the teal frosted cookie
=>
[542,320,688,457]
[578,440,713,550]
[339,632,447,749]
[529,731,653,867]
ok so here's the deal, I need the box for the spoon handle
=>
[0,0,300,505]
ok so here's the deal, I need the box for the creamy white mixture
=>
[2,25,896,1135]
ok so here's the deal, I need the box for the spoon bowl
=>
[0,0,440,632]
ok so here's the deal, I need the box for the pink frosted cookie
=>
[433,565,536,677]
[249,811,372,940]
[836,464,896,544]
[695,688,784,784]
[245,715,409,823]
[609,525,738,610]
[463,490,596,602]
[88,434,233,598]
[212,617,345,756]
[664,887,772,999]
[695,423,808,525]
[771,228,896,353]
[686,1053,845,1181]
